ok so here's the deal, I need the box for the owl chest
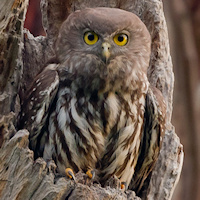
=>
[55,90,133,137]
[51,88,144,171]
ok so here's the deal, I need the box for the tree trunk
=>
[0,0,183,199]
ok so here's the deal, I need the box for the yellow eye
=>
[113,33,128,46]
[84,31,99,45]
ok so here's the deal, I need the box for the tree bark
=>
[0,0,183,199]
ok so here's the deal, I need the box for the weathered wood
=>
[0,0,183,199]
[0,0,28,116]
[146,128,183,200]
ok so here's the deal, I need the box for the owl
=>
[18,7,166,192]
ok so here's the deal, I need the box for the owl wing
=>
[18,63,59,155]
[130,85,166,194]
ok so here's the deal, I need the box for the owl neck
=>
[58,53,148,95]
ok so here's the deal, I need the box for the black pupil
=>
[88,33,95,41]
[118,35,124,42]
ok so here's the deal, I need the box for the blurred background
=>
[163,1,200,200]
[24,0,200,199]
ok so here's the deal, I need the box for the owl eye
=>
[113,33,128,46]
[84,31,99,45]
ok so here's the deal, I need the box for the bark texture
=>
[0,0,183,199]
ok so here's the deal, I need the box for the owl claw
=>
[65,168,76,181]
[121,182,127,191]
[86,169,95,180]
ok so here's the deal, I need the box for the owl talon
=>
[86,169,95,180]
[121,182,127,191]
[65,168,76,181]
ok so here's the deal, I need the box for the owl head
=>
[55,8,151,90]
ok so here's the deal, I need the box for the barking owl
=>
[18,7,166,192]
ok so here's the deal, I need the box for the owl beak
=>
[102,42,111,63]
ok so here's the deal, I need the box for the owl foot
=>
[65,168,76,181]
[86,169,95,180]
[121,182,128,191]
[84,169,99,185]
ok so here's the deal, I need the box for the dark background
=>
[24,1,200,199]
